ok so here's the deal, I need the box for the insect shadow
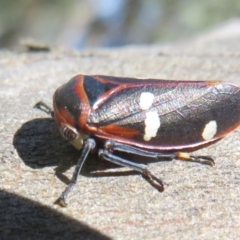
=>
[13,118,160,185]
[13,117,220,189]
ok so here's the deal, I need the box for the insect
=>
[36,75,240,206]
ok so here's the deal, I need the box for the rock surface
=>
[0,23,240,239]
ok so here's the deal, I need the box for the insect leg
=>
[34,101,54,117]
[98,149,164,192]
[177,152,215,166]
[104,140,177,160]
[56,138,96,207]
[104,140,215,166]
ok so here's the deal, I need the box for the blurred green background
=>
[1,0,240,49]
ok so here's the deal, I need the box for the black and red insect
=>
[37,75,240,206]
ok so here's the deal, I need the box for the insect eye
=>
[60,124,79,141]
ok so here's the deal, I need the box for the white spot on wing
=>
[202,120,217,140]
[139,92,154,110]
[144,111,161,141]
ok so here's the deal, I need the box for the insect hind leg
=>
[104,140,215,166]
[104,140,177,160]
[177,152,215,166]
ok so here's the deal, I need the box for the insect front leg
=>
[56,138,96,207]
[34,101,54,117]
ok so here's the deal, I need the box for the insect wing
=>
[87,77,240,150]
